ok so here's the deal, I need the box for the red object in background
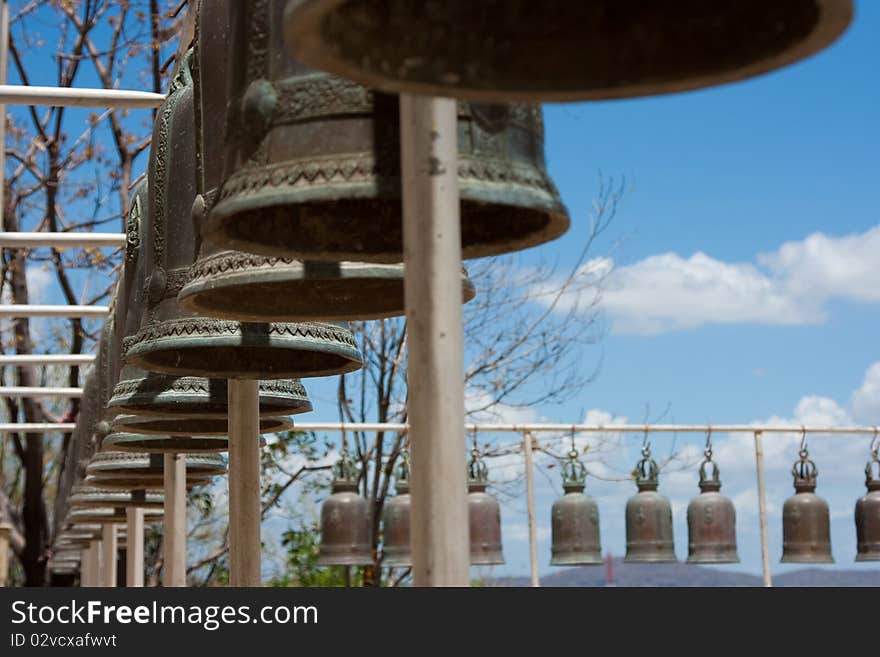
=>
[60,409,77,423]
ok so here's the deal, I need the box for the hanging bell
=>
[467,448,504,565]
[781,446,833,563]
[85,451,225,490]
[550,447,602,566]
[380,451,411,568]
[855,447,880,561]
[201,0,569,264]
[121,50,362,379]
[686,445,739,564]
[624,444,676,563]
[69,485,164,510]
[109,178,309,442]
[284,1,853,103]
[317,452,374,566]
[66,507,163,526]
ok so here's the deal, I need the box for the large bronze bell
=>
[781,446,833,563]
[317,452,373,566]
[121,51,362,379]
[467,448,504,566]
[380,452,411,568]
[202,0,569,264]
[550,447,601,566]
[624,444,676,563]
[686,443,739,564]
[69,485,164,510]
[85,451,225,490]
[855,445,880,561]
[284,1,853,103]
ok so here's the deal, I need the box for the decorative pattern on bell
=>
[467,448,504,565]
[120,49,362,379]
[781,444,833,563]
[317,452,373,566]
[855,442,880,561]
[550,447,601,566]
[624,444,676,563]
[84,451,225,490]
[110,179,310,437]
[686,441,739,564]
[66,507,163,526]
[284,1,853,103]
[380,450,412,568]
[201,0,568,264]
[69,485,164,510]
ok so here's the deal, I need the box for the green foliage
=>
[268,521,360,588]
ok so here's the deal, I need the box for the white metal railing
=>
[0,305,109,318]
[0,423,76,431]
[0,354,95,365]
[0,232,125,248]
[0,85,164,108]
[0,386,82,398]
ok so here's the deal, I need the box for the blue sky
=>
[12,2,879,582]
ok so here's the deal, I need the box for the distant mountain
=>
[488,559,880,587]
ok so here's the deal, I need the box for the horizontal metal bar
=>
[0,232,125,248]
[0,85,164,108]
[0,305,109,318]
[292,422,880,436]
[0,354,95,365]
[0,423,76,432]
[0,386,82,398]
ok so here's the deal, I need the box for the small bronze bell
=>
[624,444,676,563]
[121,50,362,379]
[380,452,411,568]
[855,444,880,561]
[467,448,504,565]
[550,447,601,566]
[285,1,853,103]
[317,452,374,566]
[781,444,833,563]
[686,442,739,564]
[85,451,225,490]
[203,0,568,264]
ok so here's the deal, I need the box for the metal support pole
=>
[754,431,772,587]
[400,95,469,587]
[523,432,540,587]
[101,524,117,587]
[126,507,144,588]
[0,522,10,586]
[228,379,261,586]
[163,453,186,587]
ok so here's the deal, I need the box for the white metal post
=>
[101,524,117,587]
[523,432,540,587]
[400,94,469,587]
[228,379,261,586]
[163,453,187,587]
[754,431,772,587]
[126,507,144,588]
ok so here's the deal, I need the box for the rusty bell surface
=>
[624,446,676,563]
[380,454,412,568]
[855,453,880,561]
[284,1,853,103]
[686,455,739,564]
[318,454,373,566]
[467,449,504,565]
[550,449,601,566]
[201,0,569,264]
[121,53,362,380]
[781,450,833,563]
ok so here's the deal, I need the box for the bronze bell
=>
[855,446,880,561]
[120,50,362,379]
[380,452,411,568]
[109,178,309,444]
[69,485,164,510]
[203,0,569,264]
[550,447,601,566]
[686,444,739,564]
[781,446,833,563]
[317,452,373,566]
[285,1,853,103]
[467,448,504,565]
[85,451,225,490]
[624,444,676,563]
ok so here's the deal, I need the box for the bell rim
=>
[83,476,213,490]
[102,431,232,454]
[780,554,834,563]
[855,552,880,562]
[549,554,604,567]
[284,0,853,104]
[686,554,740,564]
[469,555,506,566]
[622,554,678,564]
[109,414,293,436]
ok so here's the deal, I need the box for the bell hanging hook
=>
[704,427,713,461]
[569,426,577,458]
[799,426,808,460]
[871,426,879,460]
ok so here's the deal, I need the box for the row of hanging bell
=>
[189,0,568,271]
[283,1,854,103]
[117,44,363,381]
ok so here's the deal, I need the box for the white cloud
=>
[850,362,880,424]
[534,225,880,336]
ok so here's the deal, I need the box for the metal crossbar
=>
[0,305,109,318]
[0,232,125,248]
